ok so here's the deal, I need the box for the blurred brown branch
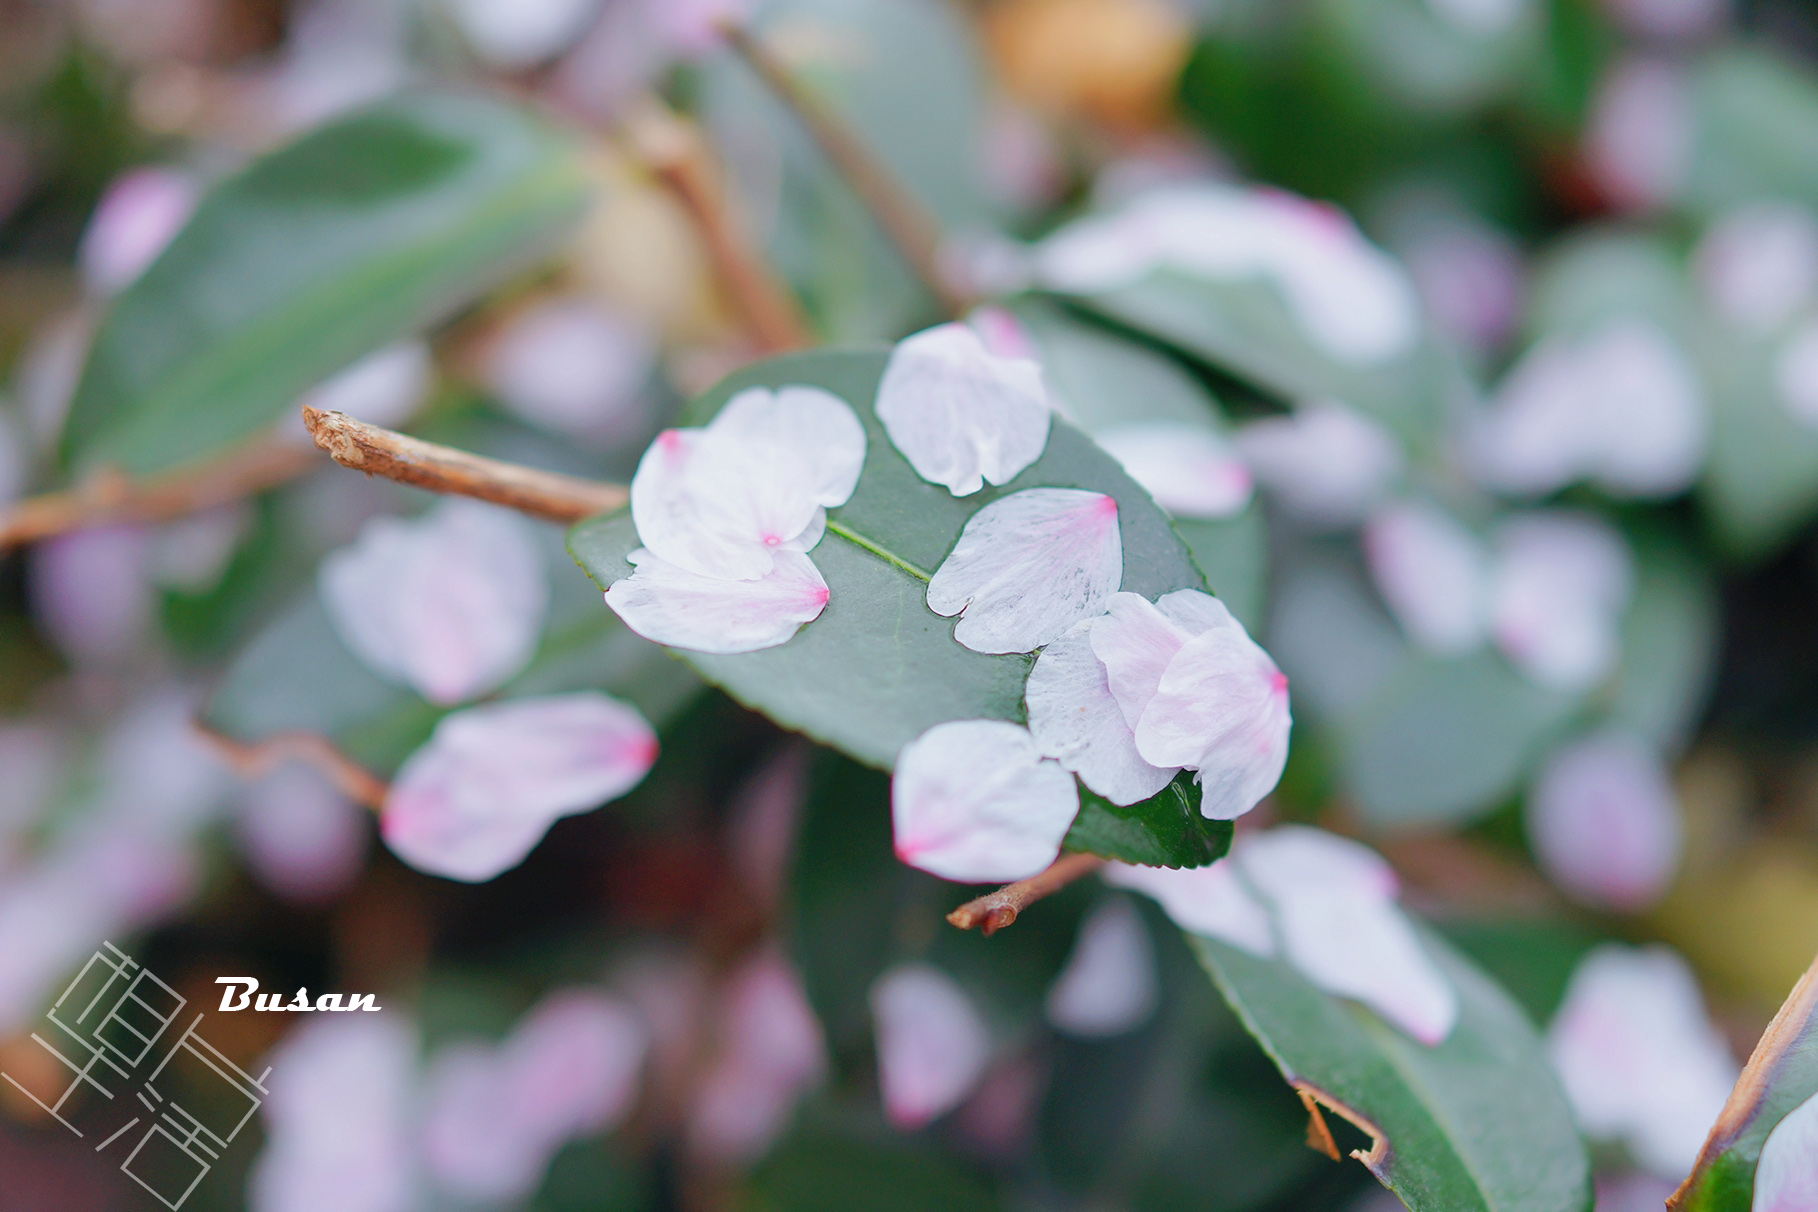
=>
[196,724,389,809]
[302,407,628,522]
[946,852,1104,935]
[718,21,974,320]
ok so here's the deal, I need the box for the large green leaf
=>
[1064,775,1233,869]
[64,89,589,476]
[1192,928,1593,1212]
[1671,954,1818,1212]
[569,349,1228,867]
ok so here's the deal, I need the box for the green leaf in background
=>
[1063,774,1234,869]
[63,89,589,476]
[1192,926,1593,1212]
[1682,46,1818,218]
[1671,954,1818,1212]
[1604,528,1718,753]
[568,349,1207,771]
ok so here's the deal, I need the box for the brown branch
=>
[622,99,811,354]
[0,442,320,550]
[718,21,974,319]
[946,852,1104,936]
[302,408,627,522]
[196,724,389,809]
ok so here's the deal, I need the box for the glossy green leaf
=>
[1672,956,1818,1212]
[1192,927,1593,1212]
[64,89,589,476]
[1063,774,1234,869]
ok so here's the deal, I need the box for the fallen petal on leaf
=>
[604,546,830,654]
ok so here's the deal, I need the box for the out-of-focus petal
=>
[78,167,198,296]
[290,341,433,435]
[236,764,367,906]
[1238,827,1459,1045]
[1527,733,1681,912]
[1234,401,1404,527]
[1489,511,1633,692]
[440,0,602,68]
[147,503,252,593]
[927,487,1122,654]
[29,525,154,668]
[875,323,1051,497]
[1585,56,1693,212]
[500,992,647,1153]
[1094,422,1254,519]
[890,719,1079,884]
[1755,1092,1818,1212]
[0,407,23,511]
[1044,897,1159,1037]
[870,963,991,1130]
[1025,618,1176,806]
[604,546,830,654]
[1546,944,1739,1178]
[687,949,826,1163]
[382,692,658,882]
[1775,318,1818,429]
[1102,860,1276,955]
[320,499,549,706]
[1362,500,1491,656]
[483,297,655,440]
[1695,203,1818,335]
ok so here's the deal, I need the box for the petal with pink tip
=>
[1755,1092,1818,1212]
[79,167,198,296]
[604,547,829,654]
[928,487,1123,655]
[500,991,647,1146]
[1233,401,1404,527]
[1362,500,1491,656]
[1044,897,1159,1037]
[687,950,827,1163]
[870,963,991,1129]
[1093,422,1254,519]
[320,499,548,706]
[382,692,658,882]
[1101,860,1276,956]
[890,719,1079,884]
[1025,618,1176,806]
[875,323,1052,497]
[1527,732,1681,912]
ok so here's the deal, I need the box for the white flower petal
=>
[499,991,647,1149]
[1755,1091,1818,1212]
[1490,511,1634,692]
[1089,591,1194,731]
[927,487,1123,654]
[1527,733,1681,912]
[1546,945,1738,1178]
[1044,897,1159,1038]
[688,950,826,1163]
[1101,861,1276,956]
[320,499,548,706]
[1234,401,1404,527]
[875,322,1052,497]
[870,963,991,1129]
[1695,202,1818,335]
[1362,500,1492,656]
[484,298,655,438]
[713,385,869,509]
[1239,827,1458,1046]
[382,692,658,882]
[890,719,1079,884]
[1026,618,1176,806]
[78,167,197,296]
[604,547,830,655]
[1094,422,1254,519]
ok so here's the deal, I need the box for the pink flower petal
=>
[1044,897,1159,1037]
[687,949,827,1163]
[1233,401,1405,527]
[1585,56,1692,213]
[1527,733,1681,912]
[1755,1092,1818,1212]
[890,719,1079,884]
[927,487,1123,654]
[629,386,865,580]
[875,323,1052,497]
[78,167,198,296]
[1089,591,1195,732]
[29,524,155,668]
[604,546,830,654]
[870,963,991,1129]
[1362,500,1491,656]
[320,499,548,706]
[1490,511,1633,692]
[1025,617,1176,806]
[1101,860,1276,956]
[382,692,658,882]
[1695,203,1818,335]
[236,764,367,906]
[483,298,655,440]
[1094,422,1254,519]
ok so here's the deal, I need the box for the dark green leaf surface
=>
[1063,773,1234,869]
[1192,927,1593,1212]
[65,89,589,475]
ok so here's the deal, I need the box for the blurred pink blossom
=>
[725,745,809,910]
[1602,0,1729,41]
[1584,57,1692,212]
[441,0,603,68]
[1489,511,1634,692]
[977,99,1065,211]
[236,763,368,905]
[1396,214,1525,351]
[320,498,549,705]
[1363,500,1491,656]
[553,0,750,116]
[78,167,198,296]
[1526,732,1681,912]
[1094,422,1253,519]
[1694,203,1818,334]
[870,963,992,1130]
[1232,401,1405,527]
[482,298,656,441]
[29,524,155,668]
[287,341,433,438]
[1044,897,1158,1037]
[687,949,827,1163]
[1755,1091,1818,1212]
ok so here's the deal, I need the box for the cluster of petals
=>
[1545,944,1739,1178]
[1107,826,1460,1046]
[870,962,992,1129]
[382,691,658,882]
[1094,421,1254,520]
[1036,185,1422,366]
[1525,732,1682,912]
[1232,400,1405,527]
[1044,897,1160,1037]
[1467,319,1708,499]
[1026,589,1290,814]
[686,948,827,1162]
[320,498,548,705]
[604,386,865,654]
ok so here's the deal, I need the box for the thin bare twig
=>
[718,21,974,319]
[196,724,389,809]
[0,442,320,550]
[946,852,1105,936]
[302,407,627,522]
[623,99,812,354]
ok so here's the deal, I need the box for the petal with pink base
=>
[890,719,1079,884]
[1093,422,1254,519]
[927,487,1123,654]
[1527,732,1681,912]
[382,692,658,882]
[687,950,827,1163]
[604,547,830,654]
[1025,618,1176,806]
[870,963,991,1129]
